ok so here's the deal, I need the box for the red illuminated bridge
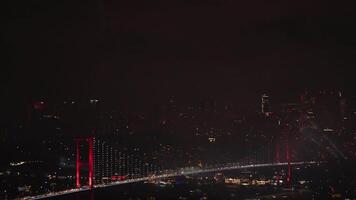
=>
[21,136,321,200]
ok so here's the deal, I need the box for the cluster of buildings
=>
[1,90,356,198]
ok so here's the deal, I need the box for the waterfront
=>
[48,163,356,200]
[49,182,313,200]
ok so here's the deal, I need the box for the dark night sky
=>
[2,0,356,113]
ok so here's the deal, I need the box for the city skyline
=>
[2,0,356,199]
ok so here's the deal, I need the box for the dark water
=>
[49,183,313,200]
[49,163,356,200]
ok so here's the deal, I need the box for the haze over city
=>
[2,0,356,199]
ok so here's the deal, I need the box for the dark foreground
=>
[49,163,356,200]
[50,184,312,200]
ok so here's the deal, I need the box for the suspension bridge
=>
[19,136,323,200]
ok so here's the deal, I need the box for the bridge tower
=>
[76,137,94,188]
[275,143,280,163]
[275,140,292,186]
[286,141,291,186]
[275,142,280,185]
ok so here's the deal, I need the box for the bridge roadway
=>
[20,161,319,200]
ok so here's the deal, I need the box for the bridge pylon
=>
[76,137,94,188]
[275,140,292,187]
[286,141,291,186]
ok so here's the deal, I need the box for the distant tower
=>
[261,94,270,115]
[339,91,347,118]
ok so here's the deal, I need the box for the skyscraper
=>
[261,94,270,115]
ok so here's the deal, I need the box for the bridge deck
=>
[20,161,319,200]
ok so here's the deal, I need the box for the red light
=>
[76,137,94,189]
[33,101,45,110]
[76,140,81,188]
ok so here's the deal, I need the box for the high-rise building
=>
[261,94,270,115]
